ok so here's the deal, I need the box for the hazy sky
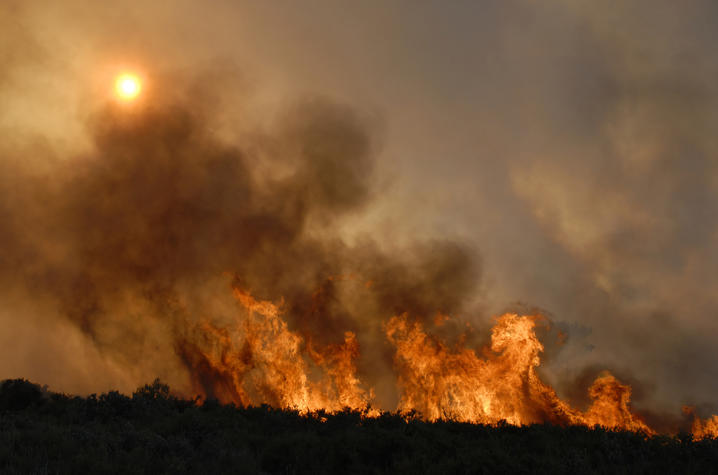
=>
[2,0,717,417]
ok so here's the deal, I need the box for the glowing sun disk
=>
[115,74,141,100]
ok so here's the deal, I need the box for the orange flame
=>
[176,284,718,436]
[179,288,371,413]
[684,407,718,439]
[385,313,651,432]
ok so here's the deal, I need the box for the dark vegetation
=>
[0,379,716,474]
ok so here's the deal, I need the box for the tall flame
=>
[178,288,371,413]
[684,407,718,439]
[174,284,718,437]
[386,313,651,432]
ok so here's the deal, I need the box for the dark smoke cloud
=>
[0,75,480,406]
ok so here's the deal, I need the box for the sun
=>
[115,73,142,100]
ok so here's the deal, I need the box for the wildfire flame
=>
[179,288,372,413]
[684,407,718,439]
[175,283,717,438]
[386,313,651,432]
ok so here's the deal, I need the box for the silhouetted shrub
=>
[1,378,717,474]
[132,378,171,401]
[0,379,44,411]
